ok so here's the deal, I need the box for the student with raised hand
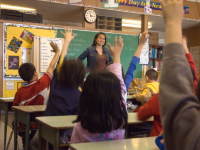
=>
[159,0,200,149]
[124,30,148,92]
[30,27,85,150]
[70,36,127,145]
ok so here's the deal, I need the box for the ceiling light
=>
[122,19,152,29]
[1,4,36,11]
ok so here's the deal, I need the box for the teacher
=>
[78,32,113,72]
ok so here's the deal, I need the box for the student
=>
[124,30,148,92]
[70,36,127,144]
[13,41,60,148]
[78,32,113,72]
[137,36,198,137]
[31,27,83,149]
[132,69,159,105]
[159,0,200,149]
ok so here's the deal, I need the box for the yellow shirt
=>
[142,82,159,96]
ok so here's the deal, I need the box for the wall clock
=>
[84,9,97,23]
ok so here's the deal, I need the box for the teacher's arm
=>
[108,52,113,62]
[77,48,89,61]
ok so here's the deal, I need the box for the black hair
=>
[58,59,85,87]
[18,63,36,82]
[91,32,106,47]
[145,69,158,81]
[73,70,127,133]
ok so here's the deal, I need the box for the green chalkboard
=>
[57,29,142,78]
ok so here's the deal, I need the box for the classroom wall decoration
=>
[20,29,35,44]
[8,56,19,70]
[4,23,56,78]
[7,37,23,53]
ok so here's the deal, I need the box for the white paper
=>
[5,81,15,90]
[190,46,199,74]
[139,37,149,65]
[22,48,32,63]
[40,38,63,72]
[69,0,82,3]
[104,0,119,7]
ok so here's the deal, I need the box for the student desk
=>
[36,113,153,150]
[12,105,46,150]
[70,137,158,150]
[0,97,14,150]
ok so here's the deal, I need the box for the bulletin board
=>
[4,23,56,77]
[3,23,56,97]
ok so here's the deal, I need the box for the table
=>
[0,97,14,150]
[36,113,153,150]
[70,137,158,150]
[12,105,46,150]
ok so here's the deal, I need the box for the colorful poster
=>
[68,0,82,3]
[7,37,23,53]
[20,29,35,44]
[8,56,19,70]
[22,47,32,63]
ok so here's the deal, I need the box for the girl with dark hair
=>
[70,36,127,144]
[78,32,113,72]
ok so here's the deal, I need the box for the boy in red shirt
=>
[13,41,60,148]
[13,42,60,106]
[137,36,198,136]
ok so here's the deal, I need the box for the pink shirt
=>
[70,63,127,145]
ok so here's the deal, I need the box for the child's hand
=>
[60,27,77,42]
[50,42,60,53]
[161,0,183,26]
[182,36,189,54]
[139,30,148,46]
[107,36,124,57]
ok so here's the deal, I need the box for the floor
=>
[0,111,23,150]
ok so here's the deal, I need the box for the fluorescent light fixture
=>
[1,4,36,11]
[122,19,152,29]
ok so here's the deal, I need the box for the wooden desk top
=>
[12,105,46,113]
[127,95,134,100]
[128,113,153,124]
[0,97,14,103]
[70,137,158,150]
[36,115,77,129]
[36,113,153,129]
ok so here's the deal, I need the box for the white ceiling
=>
[1,0,200,32]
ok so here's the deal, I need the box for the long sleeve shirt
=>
[159,43,200,150]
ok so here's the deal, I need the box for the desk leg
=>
[25,113,30,150]
[125,126,128,139]
[3,104,8,150]
[14,110,18,150]
[38,123,42,150]
[54,130,59,150]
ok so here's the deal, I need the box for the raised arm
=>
[159,0,200,150]
[125,30,148,91]
[46,42,60,76]
[56,27,77,73]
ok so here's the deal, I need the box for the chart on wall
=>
[40,37,63,72]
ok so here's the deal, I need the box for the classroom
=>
[0,0,200,150]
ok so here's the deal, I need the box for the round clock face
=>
[84,9,97,23]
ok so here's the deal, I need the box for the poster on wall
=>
[7,37,23,53]
[22,47,32,63]
[8,56,19,70]
[190,46,199,74]
[103,0,119,8]
[5,81,15,90]
[20,29,35,44]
